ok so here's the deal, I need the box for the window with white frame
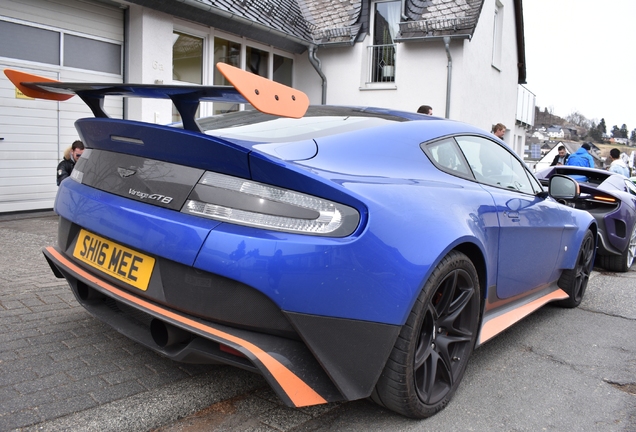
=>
[273,55,293,86]
[171,26,295,117]
[172,32,203,84]
[492,1,503,70]
[172,31,204,122]
[0,19,122,75]
[367,0,401,84]
[211,37,241,115]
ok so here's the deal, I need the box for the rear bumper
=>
[43,245,400,407]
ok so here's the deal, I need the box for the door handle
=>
[505,211,519,218]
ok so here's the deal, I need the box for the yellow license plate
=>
[73,229,155,291]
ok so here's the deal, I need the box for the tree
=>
[598,118,607,135]
[565,111,591,137]
[631,128,636,144]
[589,121,603,142]
[611,125,621,138]
[620,124,629,139]
[566,111,591,128]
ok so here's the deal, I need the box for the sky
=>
[522,0,636,132]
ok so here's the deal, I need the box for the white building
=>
[547,126,565,139]
[1,0,530,212]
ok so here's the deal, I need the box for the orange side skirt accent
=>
[4,69,74,101]
[478,289,569,345]
[217,63,309,119]
[46,246,327,407]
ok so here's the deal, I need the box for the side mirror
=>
[548,175,579,200]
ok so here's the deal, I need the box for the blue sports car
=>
[8,66,597,418]
[536,165,636,272]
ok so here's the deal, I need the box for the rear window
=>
[196,106,408,143]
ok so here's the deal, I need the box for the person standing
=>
[492,123,506,139]
[550,145,569,166]
[417,105,433,115]
[57,140,84,185]
[608,148,630,177]
[565,143,595,168]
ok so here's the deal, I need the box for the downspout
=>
[400,0,408,20]
[443,36,452,119]
[308,46,327,105]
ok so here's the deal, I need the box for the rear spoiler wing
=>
[4,63,309,132]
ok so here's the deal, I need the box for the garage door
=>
[0,0,123,212]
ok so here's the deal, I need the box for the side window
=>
[424,138,471,177]
[456,136,536,194]
[625,179,636,196]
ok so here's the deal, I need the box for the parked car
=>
[536,165,636,272]
[7,66,597,419]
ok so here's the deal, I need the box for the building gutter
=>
[308,46,327,105]
[443,36,452,119]
[393,34,472,43]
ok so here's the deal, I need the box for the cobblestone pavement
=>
[0,212,344,431]
[0,212,258,431]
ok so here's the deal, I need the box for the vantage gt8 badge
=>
[128,188,173,204]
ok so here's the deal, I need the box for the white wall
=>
[454,0,519,133]
[127,5,173,123]
[295,38,453,114]
[295,0,525,157]
[293,53,323,106]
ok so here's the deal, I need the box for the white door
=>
[0,64,62,212]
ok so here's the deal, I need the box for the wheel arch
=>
[453,241,487,321]
[582,222,599,266]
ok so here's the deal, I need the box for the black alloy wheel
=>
[598,222,636,272]
[556,230,595,308]
[373,251,480,418]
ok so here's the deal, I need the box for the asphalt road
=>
[0,212,634,431]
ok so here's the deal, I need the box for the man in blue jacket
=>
[566,143,595,168]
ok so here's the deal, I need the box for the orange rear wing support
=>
[3,63,309,131]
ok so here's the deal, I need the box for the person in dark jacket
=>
[57,140,84,186]
[566,143,595,168]
[550,145,569,166]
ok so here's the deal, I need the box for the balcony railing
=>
[366,44,396,83]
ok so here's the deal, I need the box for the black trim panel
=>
[285,311,400,400]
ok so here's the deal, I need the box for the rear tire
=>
[556,230,594,308]
[372,251,480,418]
[596,223,636,272]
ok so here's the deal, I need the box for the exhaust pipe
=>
[150,319,191,348]
[76,282,105,302]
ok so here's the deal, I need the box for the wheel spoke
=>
[572,235,593,301]
[414,334,432,369]
[437,287,475,333]
[422,350,440,403]
[415,346,452,405]
[436,334,468,374]
[414,306,435,369]
[627,224,636,268]
[434,271,458,317]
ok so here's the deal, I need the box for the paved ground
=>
[0,212,634,431]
